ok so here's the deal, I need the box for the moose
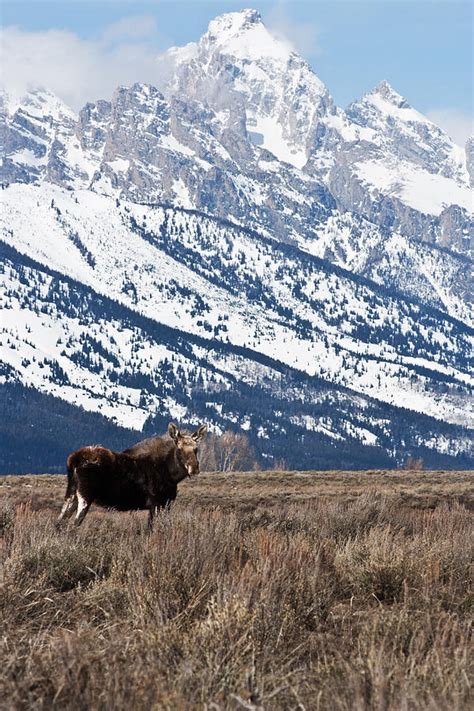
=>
[57,423,207,528]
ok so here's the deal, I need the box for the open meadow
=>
[1,470,473,709]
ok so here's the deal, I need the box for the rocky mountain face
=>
[0,9,472,470]
[163,8,334,170]
[334,81,472,253]
[466,136,474,187]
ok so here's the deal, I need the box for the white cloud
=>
[0,16,169,112]
[426,108,473,147]
[266,2,322,57]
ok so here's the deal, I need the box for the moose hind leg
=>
[58,494,78,523]
[147,499,158,532]
[147,507,154,532]
[74,492,92,526]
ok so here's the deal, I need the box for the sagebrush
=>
[0,472,473,709]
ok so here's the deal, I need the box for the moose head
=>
[168,422,207,478]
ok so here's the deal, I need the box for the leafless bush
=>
[402,455,424,470]
[199,430,258,472]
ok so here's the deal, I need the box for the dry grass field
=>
[1,470,473,710]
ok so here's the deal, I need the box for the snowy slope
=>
[1,183,472,429]
[1,238,472,470]
[354,159,472,217]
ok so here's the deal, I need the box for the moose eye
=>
[194,448,198,455]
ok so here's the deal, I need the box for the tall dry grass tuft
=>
[0,483,472,709]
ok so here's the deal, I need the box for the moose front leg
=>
[146,498,160,532]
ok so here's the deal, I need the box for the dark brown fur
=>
[58,423,207,527]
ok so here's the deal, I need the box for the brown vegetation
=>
[1,470,473,709]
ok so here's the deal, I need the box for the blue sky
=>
[1,1,472,142]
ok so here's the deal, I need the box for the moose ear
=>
[168,423,179,442]
[192,423,208,442]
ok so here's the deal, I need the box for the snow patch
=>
[251,114,306,168]
[356,159,474,215]
[107,158,130,172]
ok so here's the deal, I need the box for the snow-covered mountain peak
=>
[358,81,431,127]
[113,82,167,110]
[370,80,409,108]
[345,79,471,191]
[0,85,89,190]
[203,8,293,62]
[0,85,76,121]
[206,8,262,39]
[23,88,77,120]
[161,9,330,168]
